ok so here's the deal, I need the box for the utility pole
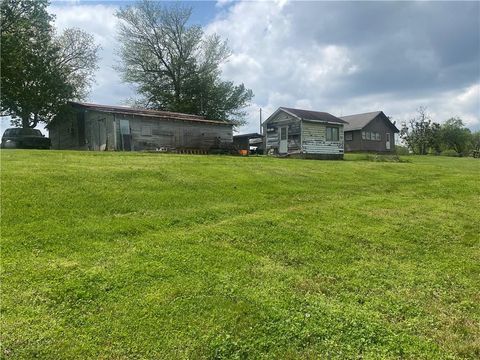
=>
[259,108,262,135]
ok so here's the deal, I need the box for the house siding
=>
[301,121,344,156]
[344,130,362,152]
[264,111,302,154]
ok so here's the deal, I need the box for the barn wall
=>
[49,110,87,150]
[301,121,344,155]
[84,110,115,151]
[51,108,233,151]
[123,115,232,151]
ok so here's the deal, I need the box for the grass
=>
[1,150,479,359]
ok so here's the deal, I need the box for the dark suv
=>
[1,128,51,149]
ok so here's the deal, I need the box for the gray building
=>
[263,107,347,159]
[48,102,233,151]
[341,111,399,152]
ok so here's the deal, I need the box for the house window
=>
[345,132,353,141]
[366,131,371,140]
[362,131,366,140]
[326,127,339,141]
[375,132,381,141]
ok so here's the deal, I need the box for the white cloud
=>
[2,1,478,137]
[207,1,480,133]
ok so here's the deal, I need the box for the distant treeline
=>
[399,107,479,157]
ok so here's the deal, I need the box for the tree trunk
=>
[21,114,38,128]
[22,116,31,128]
[31,113,39,128]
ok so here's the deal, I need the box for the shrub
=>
[441,149,459,157]
[395,146,410,155]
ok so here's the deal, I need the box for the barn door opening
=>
[94,118,107,151]
[279,126,288,154]
[386,132,391,150]
[119,119,132,151]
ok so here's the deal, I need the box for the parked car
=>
[1,128,51,149]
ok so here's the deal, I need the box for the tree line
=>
[400,107,479,157]
[0,0,253,129]
[1,0,477,148]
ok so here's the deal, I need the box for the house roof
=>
[280,107,347,124]
[67,102,232,126]
[341,111,399,132]
[233,132,264,139]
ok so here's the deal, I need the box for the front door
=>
[386,132,391,150]
[279,126,288,154]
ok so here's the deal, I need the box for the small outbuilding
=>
[48,102,233,152]
[340,111,399,152]
[233,132,264,154]
[263,107,347,159]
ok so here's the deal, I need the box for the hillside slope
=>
[1,151,479,359]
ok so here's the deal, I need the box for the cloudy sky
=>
[3,0,479,134]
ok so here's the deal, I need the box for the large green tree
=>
[0,0,100,128]
[116,1,253,126]
[440,117,472,156]
[400,107,441,155]
[1,0,66,128]
[54,28,101,101]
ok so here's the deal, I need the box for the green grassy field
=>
[1,150,479,359]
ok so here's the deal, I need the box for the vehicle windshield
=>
[4,128,43,137]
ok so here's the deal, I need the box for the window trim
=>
[326,126,339,142]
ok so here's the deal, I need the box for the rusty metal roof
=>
[69,102,232,125]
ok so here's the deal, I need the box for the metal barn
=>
[48,102,233,152]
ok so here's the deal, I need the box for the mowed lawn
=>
[1,150,479,359]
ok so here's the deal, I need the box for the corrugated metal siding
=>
[121,115,232,151]
[51,108,232,151]
[302,121,344,154]
[49,111,86,150]
[85,111,115,151]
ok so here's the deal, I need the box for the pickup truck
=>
[1,128,51,149]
